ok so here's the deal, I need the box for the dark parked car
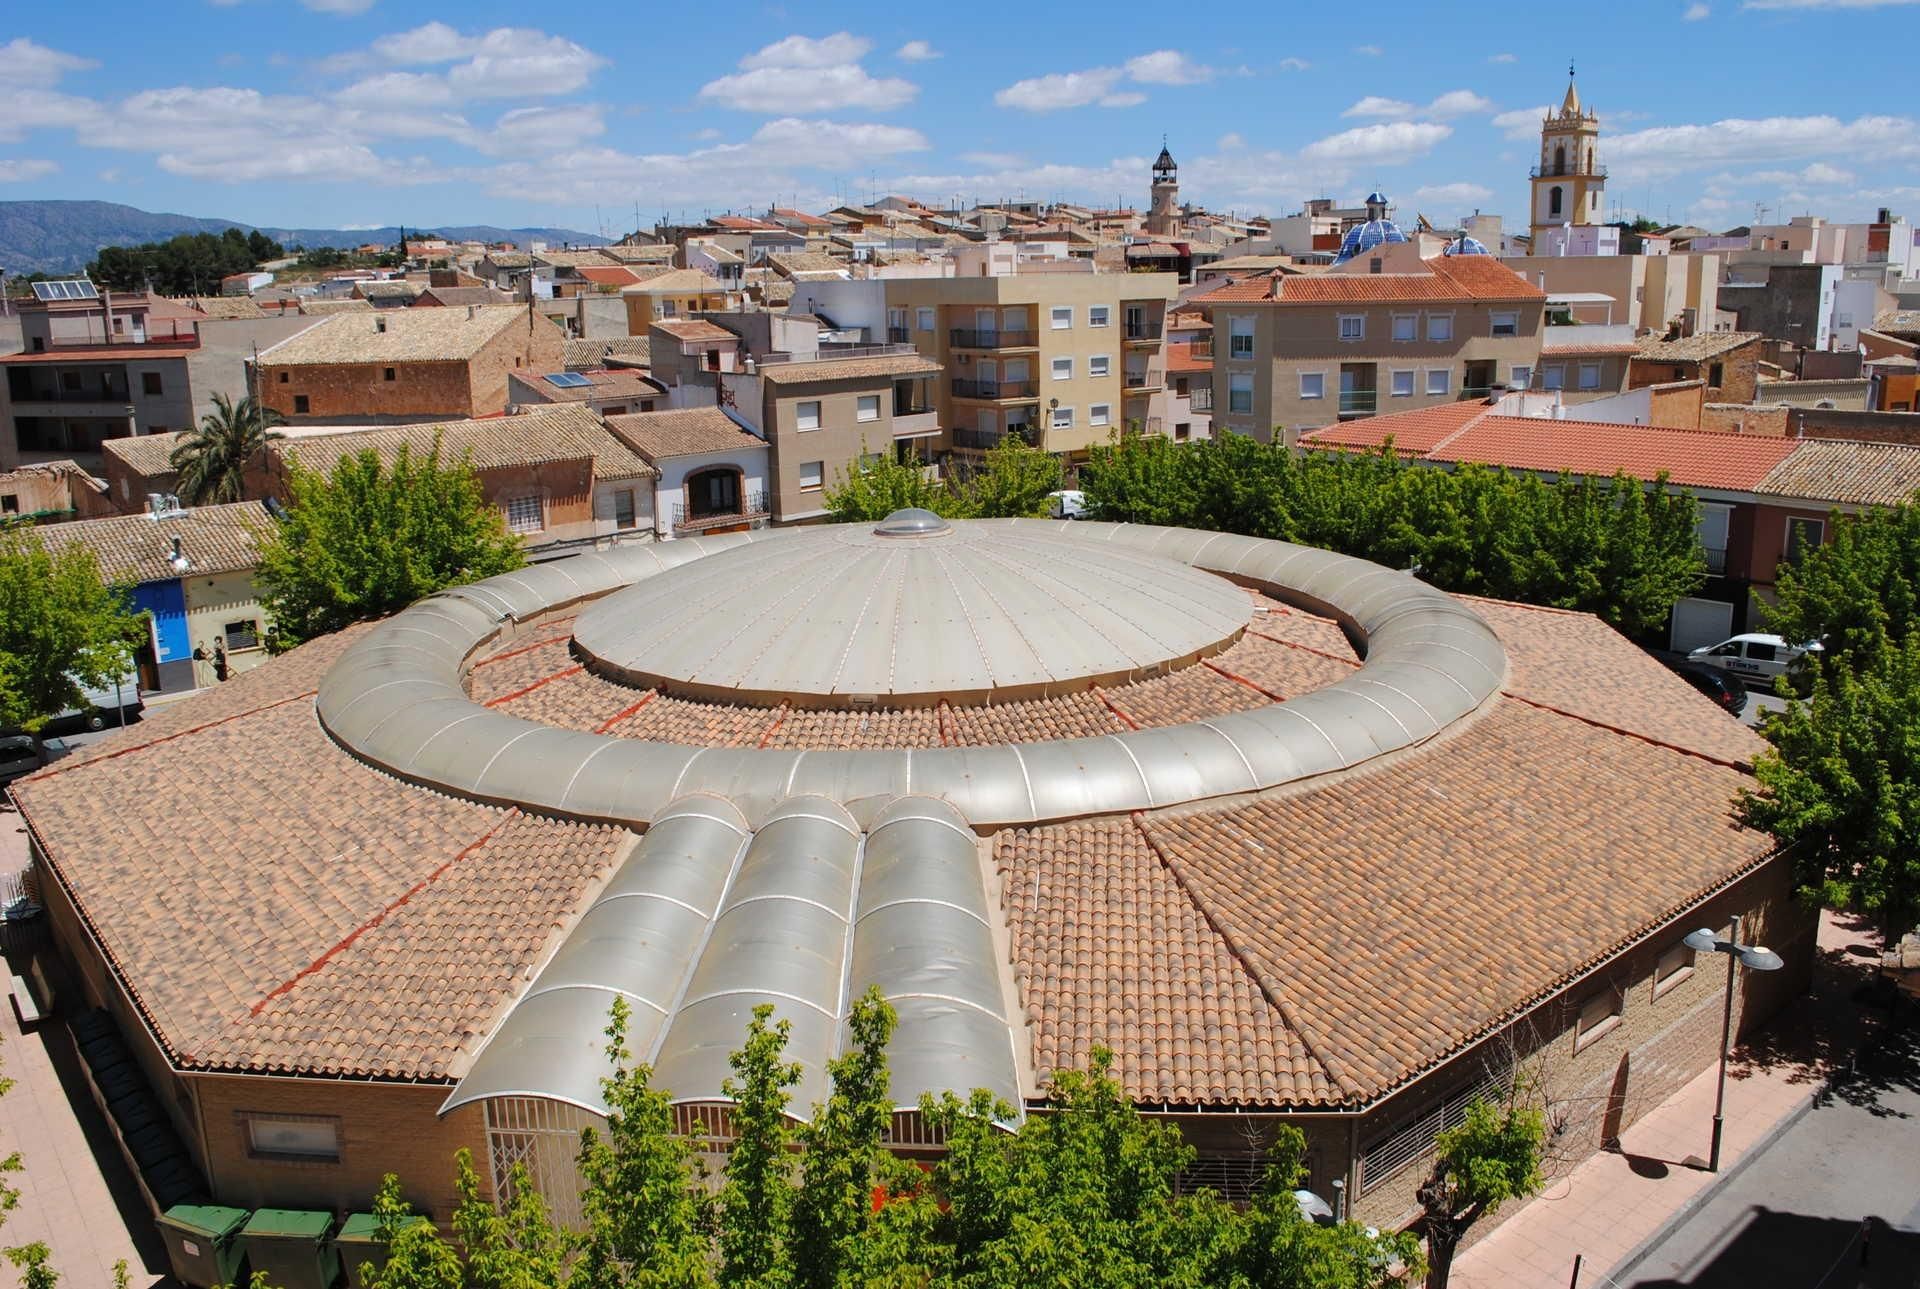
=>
[1669,660,1747,715]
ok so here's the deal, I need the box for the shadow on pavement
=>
[1627,1208,1919,1288]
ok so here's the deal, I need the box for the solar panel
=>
[545,372,592,388]
[32,279,99,302]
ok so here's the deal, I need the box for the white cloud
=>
[1492,105,1551,139]
[1799,161,1855,183]
[1411,181,1495,207]
[1344,96,1414,119]
[995,68,1129,111]
[1124,50,1213,85]
[371,21,476,64]
[480,105,606,154]
[959,150,1023,168]
[1684,2,1712,17]
[1216,132,1245,150]
[1427,89,1494,117]
[1354,44,1383,55]
[1488,52,1518,63]
[444,30,606,99]
[1301,121,1452,164]
[748,118,928,165]
[1607,114,1920,176]
[1278,57,1310,71]
[0,158,58,183]
[0,38,97,86]
[1100,91,1147,108]
[334,71,454,109]
[896,40,939,62]
[699,32,915,112]
[1345,90,1492,120]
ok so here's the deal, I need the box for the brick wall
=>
[263,360,478,421]
[1788,406,1920,445]
[1701,403,1790,436]
[1646,381,1705,429]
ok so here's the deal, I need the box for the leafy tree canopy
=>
[1765,502,1920,672]
[87,228,283,295]
[0,525,143,731]
[1417,1098,1545,1289]
[253,441,525,650]
[170,392,285,506]
[825,439,1063,523]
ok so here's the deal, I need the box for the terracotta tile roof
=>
[533,250,617,269]
[1873,309,1920,338]
[257,306,535,365]
[1,344,198,366]
[355,280,421,300]
[1304,408,1799,490]
[768,251,848,279]
[418,286,510,307]
[101,431,187,479]
[1541,340,1640,355]
[604,407,767,463]
[601,245,677,264]
[575,266,644,288]
[1193,273,1284,303]
[279,404,655,480]
[10,627,633,1080]
[1164,341,1210,374]
[563,336,650,370]
[299,298,374,316]
[1301,402,1491,456]
[651,319,736,343]
[1634,331,1763,363]
[1197,257,1542,306]
[510,368,661,407]
[1754,439,1920,508]
[770,208,831,228]
[481,251,532,269]
[34,500,270,584]
[188,296,267,320]
[623,269,726,295]
[758,353,942,384]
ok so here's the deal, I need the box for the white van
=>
[1047,490,1088,520]
[1688,633,1821,681]
[53,671,143,731]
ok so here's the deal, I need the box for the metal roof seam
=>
[833,830,869,1055]
[725,892,850,921]
[404,712,491,772]
[853,897,992,930]
[677,987,838,1018]
[1102,734,1155,807]
[591,890,713,920]
[866,810,977,845]
[1005,743,1040,819]
[1340,686,1416,740]
[1194,722,1259,786]
[646,824,755,1069]
[1350,677,1440,731]
[521,982,669,1014]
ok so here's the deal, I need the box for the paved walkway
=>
[1452,909,1888,1289]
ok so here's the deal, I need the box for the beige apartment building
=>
[792,267,1181,464]
[1199,243,1547,444]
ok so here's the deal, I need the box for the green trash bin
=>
[242,1209,341,1289]
[155,1204,250,1289]
[334,1213,390,1289]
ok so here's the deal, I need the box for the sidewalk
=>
[1451,908,1886,1288]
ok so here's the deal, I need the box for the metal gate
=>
[482,1097,603,1229]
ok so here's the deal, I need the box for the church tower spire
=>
[1529,66,1605,255]
[1144,138,1180,237]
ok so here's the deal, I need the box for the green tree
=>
[952,438,1063,519]
[1416,1097,1545,1289]
[5,1249,59,1289]
[823,449,954,523]
[574,996,714,1289]
[365,1174,460,1289]
[0,525,143,732]
[170,392,285,505]
[792,987,897,1289]
[453,1150,568,1289]
[1214,1126,1421,1289]
[1766,503,1920,673]
[247,230,285,262]
[254,442,525,649]
[715,1006,798,1289]
[1740,635,1920,934]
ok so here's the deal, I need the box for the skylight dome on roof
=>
[1443,234,1492,256]
[1332,193,1407,265]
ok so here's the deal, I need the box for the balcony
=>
[952,377,1038,401]
[1338,390,1377,417]
[1529,163,1608,179]
[670,489,769,534]
[891,409,939,438]
[886,326,911,344]
[1187,339,1214,359]
[1705,547,1728,576]
[948,328,1037,350]
[1189,387,1213,412]
[1124,321,1163,342]
[1123,368,1164,392]
[952,427,1005,451]
[1459,386,1494,401]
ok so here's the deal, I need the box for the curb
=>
[1604,1084,1820,1283]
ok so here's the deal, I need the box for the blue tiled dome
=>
[1443,234,1491,256]
[1333,217,1407,263]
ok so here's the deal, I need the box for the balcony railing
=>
[1529,163,1608,179]
[1338,390,1377,416]
[952,377,1038,400]
[1187,339,1214,359]
[670,490,769,533]
[1124,369,1164,389]
[952,428,1005,451]
[1459,385,1494,401]
[1705,547,1728,575]
[949,328,1036,349]
[1124,321,1163,340]
[886,326,911,344]
[1189,387,1213,411]
[7,387,134,406]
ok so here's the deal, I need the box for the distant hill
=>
[0,200,606,274]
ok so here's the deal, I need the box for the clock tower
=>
[1529,66,1606,254]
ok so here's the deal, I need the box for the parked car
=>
[0,734,43,785]
[1668,660,1748,715]
[1047,490,1088,520]
[49,671,142,732]
[1687,633,1821,682]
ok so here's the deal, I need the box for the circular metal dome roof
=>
[570,521,1252,708]
[1443,234,1491,256]
[1333,218,1408,264]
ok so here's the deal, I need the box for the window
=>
[796,400,821,431]
[1230,371,1254,414]
[1746,640,1778,663]
[293,394,311,414]
[1511,363,1534,389]
[1426,369,1449,397]
[1391,314,1417,343]
[1089,305,1111,328]
[1338,315,1365,342]
[1427,314,1454,342]
[278,371,288,383]
[613,489,637,530]
[798,460,824,491]
[1786,517,1825,563]
[61,371,80,392]
[1051,356,1073,380]
[1574,988,1623,1051]
[661,300,677,317]
[1228,315,1254,359]
[224,619,261,652]
[1173,423,1190,441]
[1654,943,1695,998]
[916,307,935,331]
[1491,311,1519,337]
[856,394,880,422]
[141,371,164,396]
[859,451,885,473]
[505,495,544,534]
[1390,370,1415,398]
[1050,305,1073,330]
[1090,403,1111,427]
[1708,361,1725,388]
[1051,405,1073,429]
[383,367,396,382]
[1577,362,1602,391]
[0,495,15,515]
[1549,186,1563,217]
[1089,355,1110,378]
[244,1114,340,1163]
[1298,372,1324,401]
[1541,365,1565,391]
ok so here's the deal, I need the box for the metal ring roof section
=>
[570,519,1253,708]
[317,520,1508,832]
[442,794,1022,1121]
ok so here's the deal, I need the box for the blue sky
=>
[2,0,1916,236]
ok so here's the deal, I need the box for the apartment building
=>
[621,270,740,330]
[791,263,1181,464]
[1199,241,1546,443]
[254,305,565,424]
[0,283,200,470]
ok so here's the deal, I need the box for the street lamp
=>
[1683,915,1784,1171]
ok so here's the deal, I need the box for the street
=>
[1617,1019,1920,1288]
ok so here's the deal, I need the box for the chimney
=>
[468,304,477,320]
[375,315,387,333]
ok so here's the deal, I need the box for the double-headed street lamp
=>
[1684,915,1784,1172]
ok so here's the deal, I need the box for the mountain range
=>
[0,200,606,275]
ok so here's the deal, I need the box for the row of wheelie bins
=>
[156,1205,394,1289]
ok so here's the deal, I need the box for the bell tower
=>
[1145,140,1179,237]
[1529,64,1605,254]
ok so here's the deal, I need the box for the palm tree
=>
[169,392,284,505]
